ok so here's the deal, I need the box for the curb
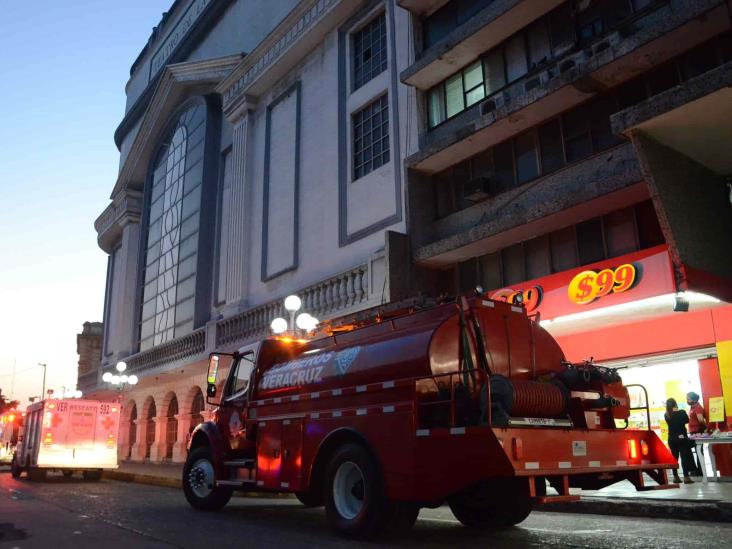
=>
[102,470,294,499]
[544,497,732,523]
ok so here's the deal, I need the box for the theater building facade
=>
[86,0,416,463]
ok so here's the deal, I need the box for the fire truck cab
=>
[184,295,677,538]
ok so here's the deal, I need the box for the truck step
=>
[217,479,258,487]
[508,417,573,428]
[223,459,255,469]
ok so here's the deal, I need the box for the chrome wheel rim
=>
[333,461,365,520]
[188,458,215,498]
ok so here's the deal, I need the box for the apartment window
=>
[514,131,539,185]
[353,95,390,180]
[563,105,593,163]
[483,49,506,96]
[463,61,486,107]
[538,119,565,174]
[576,218,606,265]
[353,13,387,90]
[502,243,526,285]
[551,227,578,273]
[505,34,528,83]
[527,21,551,69]
[423,0,495,48]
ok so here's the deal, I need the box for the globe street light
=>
[270,294,319,335]
[116,361,127,373]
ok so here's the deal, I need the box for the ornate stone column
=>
[130,419,147,462]
[172,413,193,463]
[148,416,170,462]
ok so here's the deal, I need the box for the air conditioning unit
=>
[524,70,551,93]
[480,92,505,116]
[462,176,491,202]
[590,31,621,58]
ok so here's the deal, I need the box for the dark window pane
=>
[525,236,551,280]
[538,118,565,174]
[505,34,528,82]
[635,200,665,248]
[681,40,720,80]
[589,95,621,151]
[459,258,479,293]
[647,63,679,95]
[483,48,506,95]
[719,33,732,63]
[576,218,606,265]
[551,226,578,272]
[352,95,390,180]
[428,86,446,128]
[514,131,539,184]
[445,73,464,118]
[433,170,455,218]
[548,3,575,55]
[617,77,648,109]
[353,13,387,90]
[527,20,552,68]
[563,104,592,162]
[471,149,494,181]
[479,252,502,290]
[492,141,515,193]
[423,2,454,48]
[502,243,526,285]
[604,208,639,258]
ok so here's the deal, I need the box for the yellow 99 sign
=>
[567,263,637,305]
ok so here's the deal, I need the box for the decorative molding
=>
[124,328,207,375]
[217,0,350,109]
[95,189,143,253]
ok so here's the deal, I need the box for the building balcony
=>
[396,0,448,16]
[611,60,732,175]
[414,142,646,266]
[406,0,730,174]
[401,0,564,90]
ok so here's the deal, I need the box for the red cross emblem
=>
[101,416,115,431]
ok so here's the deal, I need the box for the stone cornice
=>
[95,189,143,253]
[216,0,353,113]
[111,54,242,201]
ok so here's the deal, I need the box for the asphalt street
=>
[1,470,731,549]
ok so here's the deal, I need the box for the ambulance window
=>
[230,353,255,397]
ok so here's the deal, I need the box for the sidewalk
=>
[106,463,732,522]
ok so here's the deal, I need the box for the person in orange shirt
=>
[686,392,707,435]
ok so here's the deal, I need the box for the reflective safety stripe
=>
[311,392,320,399]
[525,462,540,469]
[281,482,289,488]
[356,386,367,393]
[416,429,430,437]
[383,381,395,389]
[481,300,495,308]
[257,480,264,486]
[589,461,601,467]
[383,405,395,413]
[450,427,466,435]
[311,412,320,419]
[332,389,342,396]
[273,398,282,404]
[356,409,367,416]
[558,461,571,469]
[616,460,627,466]
[511,305,523,313]
[332,411,342,418]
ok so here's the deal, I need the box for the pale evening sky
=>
[0,1,172,405]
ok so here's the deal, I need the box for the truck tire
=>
[27,467,47,482]
[10,455,22,479]
[324,443,418,538]
[448,478,532,528]
[83,470,102,481]
[183,446,232,511]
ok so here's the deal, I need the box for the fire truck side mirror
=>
[207,354,220,398]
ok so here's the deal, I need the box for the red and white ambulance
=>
[0,409,23,465]
[11,399,120,480]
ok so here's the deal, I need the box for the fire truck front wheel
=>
[448,478,532,528]
[183,447,232,511]
[10,455,22,479]
[324,443,418,539]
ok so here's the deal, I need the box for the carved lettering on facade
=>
[150,0,212,80]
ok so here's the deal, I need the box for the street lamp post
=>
[102,361,139,391]
[38,363,47,400]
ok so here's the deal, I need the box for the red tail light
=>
[628,439,638,460]
[640,440,649,457]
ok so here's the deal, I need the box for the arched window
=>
[127,403,137,460]
[191,389,205,426]
[166,396,178,459]
[145,400,157,459]
[139,102,206,351]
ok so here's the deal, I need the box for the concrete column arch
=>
[131,395,156,461]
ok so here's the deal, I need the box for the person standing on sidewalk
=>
[665,398,695,484]
[686,391,707,476]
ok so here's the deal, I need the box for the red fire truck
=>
[184,294,676,538]
[11,399,120,480]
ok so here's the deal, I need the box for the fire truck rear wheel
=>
[83,470,102,481]
[448,478,532,528]
[27,467,47,482]
[183,446,232,511]
[10,455,22,479]
[324,443,418,538]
